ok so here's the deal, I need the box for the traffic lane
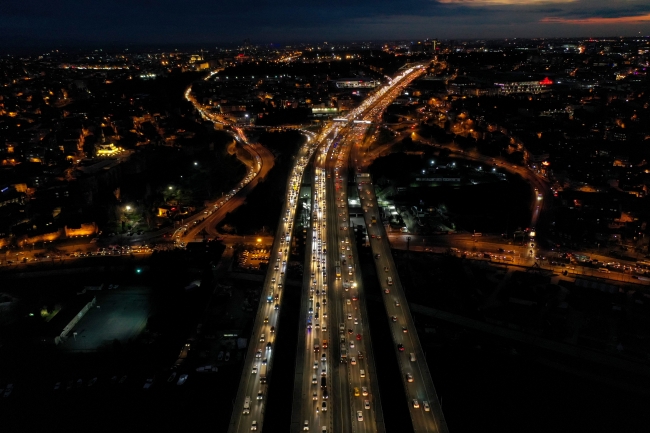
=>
[304,171,331,431]
[365,213,441,429]
[336,153,379,432]
[371,243,441,431]
[232,156,310,433]
[326,191,350,433]
[300,223,320,431]
[326,157,357,433]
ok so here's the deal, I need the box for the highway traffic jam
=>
[231,64,448,433]
[236,138,317,433]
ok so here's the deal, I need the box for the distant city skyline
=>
[3,0,650,52]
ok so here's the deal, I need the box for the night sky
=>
[3,0,650,50]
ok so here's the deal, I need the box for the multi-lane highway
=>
[231,62,448,433]
[359,177,449,433]
[291,64,430,433]
[292,163,333,433]
[325,126,383,433]
[228,136,317,433]
[344,62,449,433]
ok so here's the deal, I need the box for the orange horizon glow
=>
[438,0,575,4]
[541,13,650,25]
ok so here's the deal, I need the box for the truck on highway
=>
[259,363,268,384]
[314,338,320,353]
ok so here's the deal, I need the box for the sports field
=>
[64,287,151,351]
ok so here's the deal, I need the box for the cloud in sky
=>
[438,0,575,4]
[541,12,650,24]
[1,0,650,50]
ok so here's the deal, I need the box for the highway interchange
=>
[229,63,450,433]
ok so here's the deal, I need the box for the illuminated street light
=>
[168,186,173,190]
[126,205,131,211]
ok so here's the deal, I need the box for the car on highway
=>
[406,373,413,382]
[412,399,419,408]
[350,357,357,365]
[256,350,262,358]
[402,326,408,333]
[252,365,258,374]
[362,386,368,396]
[356,334,362,341]
[357,411,364,422]
[251,420,258,431]
[354,387,360,396]
[423,400,430,411]
[397,343,405,351]
[364,400,371,410]
[392,316,398,322]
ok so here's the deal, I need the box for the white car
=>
[357,411,363,422]
[423,401,430,411]
[350,357,357,365]
[252,365,258,374]
[251,420,258,431]
[364,400,370,410]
